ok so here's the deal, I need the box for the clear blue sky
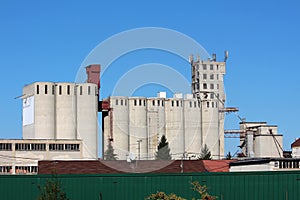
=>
[0,1,299,156]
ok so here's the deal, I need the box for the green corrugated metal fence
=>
[0,171,299,199]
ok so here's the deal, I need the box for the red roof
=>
[291,138,300,148]
[38,160,233,174]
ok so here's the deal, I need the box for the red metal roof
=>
[38,160,233,174]
[291,138,300,148]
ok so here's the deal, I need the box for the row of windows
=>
[49,144,80,151]
[0,166,38,174]
[0,143,12,151]
[15,166,38,174]
[36,85,97,96]
[196,73,219,80]
[278,161,300,168]
[201,64,219,71]
[15,143,46,151]
[115,99,127,106]
[0,143,80,151]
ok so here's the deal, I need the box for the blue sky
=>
[0,1,300,156]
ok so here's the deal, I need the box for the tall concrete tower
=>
[190,52,227,159]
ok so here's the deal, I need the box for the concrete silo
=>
[23,82,55,139]
[128,97,147,160]
[55,83,76,139]
[76,83,98,159]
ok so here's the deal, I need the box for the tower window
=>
[116,99,118,106]
[203,64,207,70]
[210,84,214,89]
[217,74,219,80]
[157,100,160,106]
[203,83,207,89]
[210,93,214,99]
[212,102,214,107]
[152,100,155,106]
[162,100,164,107]
[194,101,197,108]
[139,99,142,106]
[217,84,219,89]
[67,85,70,95]
[88,86,91,95]
[59,85,62,95]
[210,74,214,80]
[203,74,207,80]
[80,86,82,95]
[176,100,179,107]
[210,64,214,70]
[121,99,123,106]
[207,102,209,108]
[36,85,39,94]
[125,99,127,106]
[171,101,174,107]
[134,99,137,106]
[189,101,192,107]
[45,85,48,94]
[52,85,55,95]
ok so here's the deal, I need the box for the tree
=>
[226,151,232,160]
[104,141,118,160]
[155,135,172,160]
[198,144,212,160]
[36,175,68,200]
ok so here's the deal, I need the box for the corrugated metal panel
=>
[0,171,300,199]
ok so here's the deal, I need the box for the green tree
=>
[36,175,68,200]
[225,151,232,160]
[198,144,212,160]
[104,141,118,160]
[155,135,172,160]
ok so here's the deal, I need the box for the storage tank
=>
[23,82,55,139]
[165,97,184,160]
[129,97,147,160]
[108,96,129,159]
[76,83,98,159]
[55,83,76,139]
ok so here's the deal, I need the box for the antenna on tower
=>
[224,50,229,62]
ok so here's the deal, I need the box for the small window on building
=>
[212,102,214,108]
[203,64,207,70]
[88,86,91,95]
[210,93,214,99]
[176,100,179,107]
[120,99,123,106]
[52,85,55,95]
[134,99,137,106]
[196,84,199,90]
[157,100,160,106]
[59,85,62,95]
[194,101,197,108]
[67,85,70,95]
[189,101,192,107]
[203,83,207,89]
[144,100,146,106]
[217,74,219,80]
[115,99,118,106]
[152,100,155,106]
[217,84,219,89]
[162,100,164,107]
[210,84,214,89]
[203,74,207,80]
[36,85,39,94]
[139,99,142,106]
[207,102,209,108]
[80,86,82,95]
[45,85,48,94]
[210,74,214,80]
[171,101,174,107]
[217,65,219,70]
[210,64,214,70]
[125,99,127,106]
[216,102,218,108]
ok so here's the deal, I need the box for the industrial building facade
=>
[0,65,100,175]
[102,54,227,160]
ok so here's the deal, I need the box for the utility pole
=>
[137,139,142,160]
